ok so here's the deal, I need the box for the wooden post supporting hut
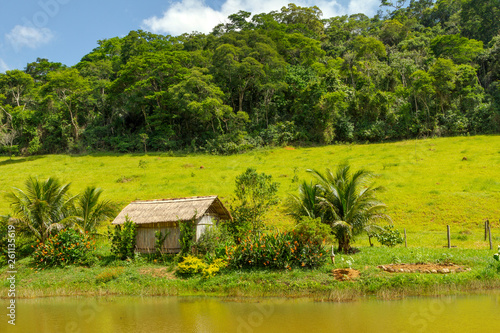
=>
[112,196,232,254]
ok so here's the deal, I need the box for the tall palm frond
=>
[74,186,117,234]
[288,180,323,220]
[6,176,78,242]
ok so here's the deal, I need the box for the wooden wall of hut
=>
[135,222,181,253]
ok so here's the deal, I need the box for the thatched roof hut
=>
[112,196,232,253]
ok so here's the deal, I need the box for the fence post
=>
[485,220,489,241]
[447,225,451,249]
[488,221,493,250]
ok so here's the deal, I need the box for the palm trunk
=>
[337,233,351,253]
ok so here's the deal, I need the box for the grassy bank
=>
[3,246,499,301]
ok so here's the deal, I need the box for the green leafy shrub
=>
[204,131,260,155]
[32,229,96,268]
[494,245,500,262]
[194,225,235,260]
[227,230,327,269]
[110,217,137,260]
[0,218,36,266]
[294,217,331,245]
[260,121,298,146]
[179,217,196,255]
[373,225,404,247]
[176,255,207,276]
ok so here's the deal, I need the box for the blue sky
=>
[0,0,380,72]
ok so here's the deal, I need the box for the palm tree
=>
[308,164,390,253]
[74,186,117,234]
[6,176,77,242]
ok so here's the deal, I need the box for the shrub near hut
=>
[227,230,327,270]
[110,217,137,260]
[32,229,96,269]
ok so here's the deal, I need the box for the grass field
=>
[1,135,500,248]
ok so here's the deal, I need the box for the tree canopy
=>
[1,1,499,156]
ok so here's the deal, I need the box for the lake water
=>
[2,292,499,333]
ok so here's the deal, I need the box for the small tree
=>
[110,216,137,260]
[230,168,279,235]
[308,163,391,253]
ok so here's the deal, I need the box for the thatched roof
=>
[112,195,232,225]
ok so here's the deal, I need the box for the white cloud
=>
[142,0,379,35]
[5,25,54,51]
[143,0,226,35]
[347,0,380,16]
[0,58,9,73]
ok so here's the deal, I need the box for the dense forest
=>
[0,0,499,155]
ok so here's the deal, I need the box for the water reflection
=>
[2,292,499,333]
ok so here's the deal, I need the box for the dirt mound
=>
[378,263,470,274]
[332,268,360,281]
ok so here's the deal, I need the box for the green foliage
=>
[6,176,77,243]
[110,217,137,260]
[230,168,279,235]
[179,217,196,255]
[288,181,323,220]
[307,164,390,253]
[430,34,483,64]
[293,217,332,245]
[154,229,170,257]
[0,217,36,265]
[74,186,117,234]
[494,245,500,262]
[227,230,327,269]
[371,225,404,247]
[194,224,235,260]
[32,228,96,268]
[260,121,299,146]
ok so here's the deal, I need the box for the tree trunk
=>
[337,233,351,253]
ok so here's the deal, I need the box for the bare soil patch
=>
[378,263,470,274]
[332,268,360,281]
[139,267,175,279]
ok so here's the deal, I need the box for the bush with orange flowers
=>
[32,229,97,268]
[226,230,327,270]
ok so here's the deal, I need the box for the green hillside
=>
[1,135,499,247]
